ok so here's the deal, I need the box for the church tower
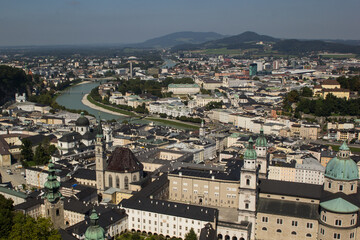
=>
[318,141,359,240]
[43,160,64,229]
[239,137,258,240]
[255,127,268,179]
[199,120,206,138]
[95,118,106,194]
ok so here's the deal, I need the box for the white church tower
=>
[95,118,106,195]
[239,137,258,240]
[255,127,268,179]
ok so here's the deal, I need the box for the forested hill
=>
[0,65,32,105]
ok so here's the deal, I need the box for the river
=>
[56,81,143,122]
[56,81,193,129]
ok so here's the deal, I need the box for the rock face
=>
[0,65,31,105]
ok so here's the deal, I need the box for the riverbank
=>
[82,94,134,117]
[82,94,199,129]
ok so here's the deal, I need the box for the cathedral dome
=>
[106,147,143,173]
[256,128,267,147]
[244,137,257,160]
[76,112,90,127]
[325,142,359,181]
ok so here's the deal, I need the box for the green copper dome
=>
[325,142,359,181]
[85,209,105,240]
[43,161,62,203]
[320,198,359,213]
[256,128,267,147]
[244,137,257,160]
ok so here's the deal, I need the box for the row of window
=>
[262,217,313,228]
[322,215,356,226]
[320,228,355,239]
[261,227,312,237]
[328,182,355,191]
[131,224,200,235]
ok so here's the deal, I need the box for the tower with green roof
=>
[84,209,106,240]
[238,137,258,239]
[95,117,106,194]
[43,160,65,229]
[318,141,359,239]
[255,127,268,179]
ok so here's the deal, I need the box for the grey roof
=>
[170,159,242,181]
[73,169,96,181]
[121,198,218,222]
[257,198,319,220]
[258,179,323,200]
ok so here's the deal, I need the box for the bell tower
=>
[43,160,64,229]
[255,127,268,178]
[239,137,258,240]
[95,118,106,194]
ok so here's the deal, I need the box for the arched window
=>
[133,175,137,182]
[262,227,267,231]
[232,237,237,240]
[276,229,282,233]
[124,176,129,190]
[306,234,312,237]
[109,175,113,188]
[291,231,296,235]
[116,176,120,188]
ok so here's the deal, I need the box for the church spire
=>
[43,160,62,203]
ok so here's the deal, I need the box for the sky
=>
[1,0,360,46]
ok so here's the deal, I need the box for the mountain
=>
[172,31,278,51]
[273,39,360,54]
[130,31,225,48]
[171,31,360,55]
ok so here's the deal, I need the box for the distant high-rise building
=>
[273,60,279,70]
[249,63,257,76]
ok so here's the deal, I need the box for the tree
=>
[185,228,197,240]
[9,212,61,240]
[20,139,33,162]
[300,87,313,97]
[0,195,14,239]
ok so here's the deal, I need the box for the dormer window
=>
[328,182,332,188]
[339,185,343,191]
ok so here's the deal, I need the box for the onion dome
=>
[85,209,105,240]
[44,160,62,203]
[76,112,90,127]
[244,137,257,160]
[256,127,267,147]
[325,141,359,181]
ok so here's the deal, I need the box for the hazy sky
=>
[1,0,360,46]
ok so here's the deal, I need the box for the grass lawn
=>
[87,95,137,116]
[328,144,360,153]
[146,117,199,130]
[87,95,199,130]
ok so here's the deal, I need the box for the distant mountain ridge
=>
[127,31,226,48]
[170,31,360,55]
